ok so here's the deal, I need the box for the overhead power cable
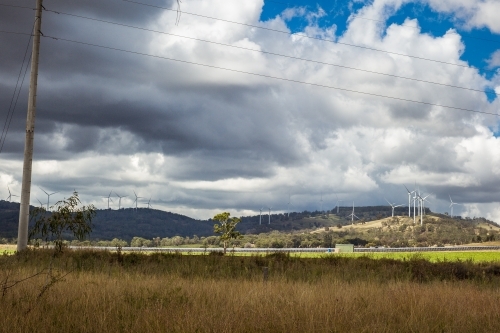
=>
[120,0,496,73]
[0,21,35,154]
[42,34,496,117]
[0,3,34,10]
[43,9,495,97]
[3,1,497,71]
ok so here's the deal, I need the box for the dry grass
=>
[1,250,500,332]
[0,244,15,252]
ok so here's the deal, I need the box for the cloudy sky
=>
[1,0,500,221]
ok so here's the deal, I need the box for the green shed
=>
[335,244,354,253]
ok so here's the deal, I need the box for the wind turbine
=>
[36,198,44,208]
[259,207,263,225]
[147,197,153,209]
[347,201,359,225]
[115,192,127,210]
[384,197,403,217]
[335,193,343,214]
[449,195,460,218]
[39,187,58,211]
[421,193,431,216]
[133,191,143,210]
[268,207,272,224]
[103,191,113,209]
[412,184,419,223]
[6,187,19,202]
[287,194,290,218]
[403,185,415,217]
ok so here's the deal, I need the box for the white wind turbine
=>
[287,194,291,218]
[259,207,263,225]
[320,193,323,213]
[412,185,419,223]
[417,193,431,226]
[347,201,359,225]
[39,187,58,211]
[449,195,460,218]
[133,191,143,210]
[115,192,127,210]
[403,185,415,217]
[103,191,113,209]
[335,193,343,214]
[421,193,431,216]
[6,187,19,202]
[147,197,153,209]
[384,198,403,217]
[418,193,431,215]
[268,207,272,224]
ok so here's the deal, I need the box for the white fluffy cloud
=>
[426,0,500,32]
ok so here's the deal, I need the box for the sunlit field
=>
[0,244,15,254]
[1,249,500,332]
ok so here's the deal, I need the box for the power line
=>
[0,3,34,10]
[0,30,32,36]
[120,0,496,73]
[42,34,496,117]
[0,22,35,154]
[3,1,497,73]
[43,9,495,97]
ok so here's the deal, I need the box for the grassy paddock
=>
[131,249,500,263]
[1,250,500,332]
[300,251,500,262]
[0,244,15,254]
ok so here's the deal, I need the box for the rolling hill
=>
[1,201,498,247]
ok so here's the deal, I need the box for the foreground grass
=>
[1,250,500,332]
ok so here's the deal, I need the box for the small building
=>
[335,244,354,253]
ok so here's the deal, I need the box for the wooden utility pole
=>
[17,0,43,251]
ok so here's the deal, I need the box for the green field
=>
[301,251,500,262]
[121,249,500,262]
[0,244,15,254]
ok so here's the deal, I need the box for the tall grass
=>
[1,250,500,332]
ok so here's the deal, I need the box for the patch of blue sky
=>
[260,0,500,103]
[387,2,500,80]
[260,0,365,37]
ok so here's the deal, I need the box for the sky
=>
[1,0,500,221]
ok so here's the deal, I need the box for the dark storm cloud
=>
[1,0,304,170]
[0,0,174,153]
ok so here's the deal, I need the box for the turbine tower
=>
[39,187,58,211]
[147,197,153,209]
[421,193,431,216]
[335,193,343,214]
[103,191,113,209]
[320,193,323,213]
[449,195,460,218]
[259,207,263,225]
[384,197,402,217]
[347,201,359,225]
[287,194,290,218]
[268,207,272,224]
[115,192,127,210]
[36,198,44,207]
[133,191,143,210]
[404,185,414,217]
